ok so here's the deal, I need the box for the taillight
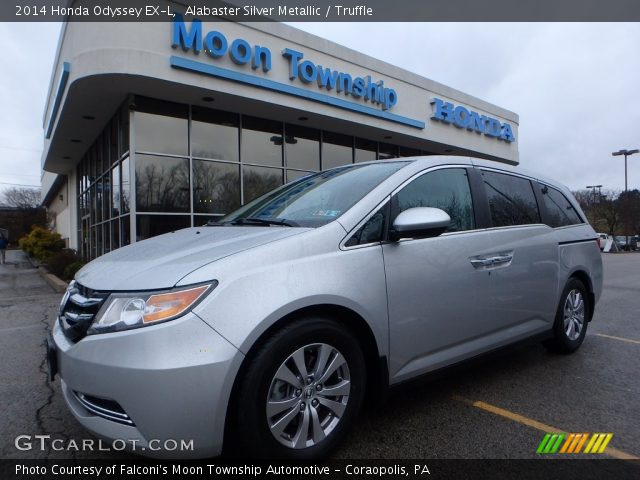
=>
[596,237,601,249]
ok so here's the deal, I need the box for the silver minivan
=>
[48,156,603,459]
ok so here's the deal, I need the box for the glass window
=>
[241,116,283,167]
[243,166,283,203]
[121,156,130,214]
[110,116,119,164]
[378,143,398,160]
[395,168,475,232]
[193,160,241,214]
[135,154,190,212]
[191,107,239,161]
[322,132,353,169]
[539,185,583,228]
[223,162,407,228]
[102,176,111,220]
[97,224,103,257]
[111,219,120,250]
[482,171,540,227]
[134,98,188,156]
[121,215,131,246]
[355,138,377,163]
[136,215,191,241]
[194,215,223,227]
[103,221,111,254]
[120,105,130,156]
[111,165,120,217]
[284,124,320,171]
[90,185,97,224]
[399,146,422,157]
[286,170,314,183]
[345,205,388,247]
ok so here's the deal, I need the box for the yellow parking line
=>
[594,333,640,345]
[451,395,639,460]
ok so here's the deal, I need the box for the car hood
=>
[75,226,311,291]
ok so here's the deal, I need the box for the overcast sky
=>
[0,22,639,201]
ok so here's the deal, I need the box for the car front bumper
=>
[52,312,243,459]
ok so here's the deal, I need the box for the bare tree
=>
[1,187,41,209]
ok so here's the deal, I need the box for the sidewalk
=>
[0,249,55,299]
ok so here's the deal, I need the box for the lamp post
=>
[612,149,639,248]
[612,149,639,192]
[585,184,602,204]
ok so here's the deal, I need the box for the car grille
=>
[58,283,109,342]
[73,391,135,426]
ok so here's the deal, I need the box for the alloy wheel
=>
[266,343,351,449]
[563,289,585,341]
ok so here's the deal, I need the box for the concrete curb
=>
[38,266,68,293]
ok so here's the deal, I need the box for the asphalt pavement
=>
[1,249,638,460]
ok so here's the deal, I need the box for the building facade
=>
[41,14,519,261]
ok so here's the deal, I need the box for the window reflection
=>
[243,166,283,203]
[122,156,130,214]
[355,138,377,163]
[285,124,320,171]
[111,165,120,217]
[193,160,241,214]
[242,116,283,167]
[135,154,189,212]
[136,215,190,241]
[378,143,398,160]
[191,107,239,161]
[322,132,353,169]
[286,169,313,183]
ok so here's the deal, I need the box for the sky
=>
[0,22,639,201]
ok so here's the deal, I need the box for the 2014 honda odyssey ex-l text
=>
[49,156,603,459]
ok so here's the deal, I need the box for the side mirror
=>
[391,207,451,240]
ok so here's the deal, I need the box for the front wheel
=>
[544,278,590,353]
[231,318,366,459]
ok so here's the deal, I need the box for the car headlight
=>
[87,283,215,335]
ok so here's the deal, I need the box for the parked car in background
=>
[49,156,603,459]
[615,236,630,251]
[597,233,610,251]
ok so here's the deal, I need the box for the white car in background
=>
[597,233,611,251]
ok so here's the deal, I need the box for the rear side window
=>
[539,184,583,227]
[482,170,540,227]
[394,168,475,232]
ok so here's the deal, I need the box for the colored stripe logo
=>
[537,433,613,454]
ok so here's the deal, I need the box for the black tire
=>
[544,278,590,354]
[230,317,366,459]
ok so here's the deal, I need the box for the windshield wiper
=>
[230,217,299,227]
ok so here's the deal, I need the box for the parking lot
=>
[0,250,638,460]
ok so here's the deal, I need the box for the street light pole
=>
[612,149,639,248]
[612,149,639,192]
[586,184,602,205]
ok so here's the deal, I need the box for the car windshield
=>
[214,162,408,228]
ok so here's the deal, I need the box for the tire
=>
[544,278,590,353]
[231,317,366,459]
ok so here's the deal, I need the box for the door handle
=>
[469,257,495,268]
[469,252,514,269]
[490,254,513,265]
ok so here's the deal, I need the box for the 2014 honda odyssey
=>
[48,156,603,459]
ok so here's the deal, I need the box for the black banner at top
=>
[4,0,640,22]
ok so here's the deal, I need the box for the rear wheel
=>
[231,318,365,459]
[544,278,590,353]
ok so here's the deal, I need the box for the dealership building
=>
[41,16,519,260]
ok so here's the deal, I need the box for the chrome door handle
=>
[469,257,495,268]
[469,252,514,269]
[491,254,513,265]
